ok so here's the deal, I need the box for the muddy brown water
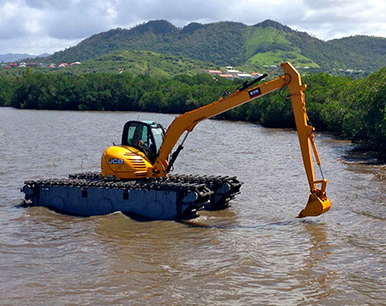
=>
[0,108,385,305]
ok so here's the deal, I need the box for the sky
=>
[0,0,385,55]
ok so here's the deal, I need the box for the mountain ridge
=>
[6,19,386,74]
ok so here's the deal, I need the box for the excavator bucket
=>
[297,193,331,218]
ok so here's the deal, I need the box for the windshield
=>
[127,123,151,147]
[151,127,164,153]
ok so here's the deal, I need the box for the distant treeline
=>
[1,67,385,157]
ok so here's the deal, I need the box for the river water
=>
[0,107,385,305]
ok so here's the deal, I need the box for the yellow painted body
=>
[101,62,331,217]
[101,145,153,179]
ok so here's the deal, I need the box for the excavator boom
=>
[150,62,331,217]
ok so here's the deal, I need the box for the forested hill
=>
[45,19,386,73]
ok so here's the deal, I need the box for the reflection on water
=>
[0,108,385,305]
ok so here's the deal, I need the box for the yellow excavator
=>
[23,62,330,220]
[101,62,331,218]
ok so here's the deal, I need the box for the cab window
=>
[122,121,164,163]
[151,126,164,153]
[127,123,152,148]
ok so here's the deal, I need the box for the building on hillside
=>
[207,70,222,75]
[219,74,234,80]
[226,69,240,76]
[237,73,252,79]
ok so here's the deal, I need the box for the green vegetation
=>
[244,26,318,68]
[0,50,218,78]
[1,68,236,113]
[248,50,318,68]
[1,66,385,157]
[2,20,384,81]
[31,19,386,75]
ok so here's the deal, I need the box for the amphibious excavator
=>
[22,62,331,220]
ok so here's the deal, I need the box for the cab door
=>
[121,121,159,163]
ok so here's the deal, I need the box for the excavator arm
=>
[149,62,331,217]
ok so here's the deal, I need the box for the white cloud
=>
[0,0,385,55]
[295,0,386,39]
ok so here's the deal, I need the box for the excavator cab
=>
[101,120,166,179]
[121,121,165,163]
